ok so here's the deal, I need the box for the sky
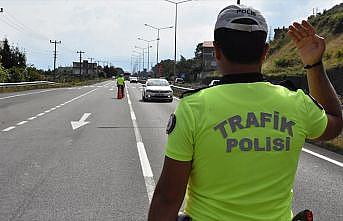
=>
[0,0,341,72]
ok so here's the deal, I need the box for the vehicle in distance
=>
[129,76,138,83]
[209,79,220,86]
[175,77,184,84]
[142,78,173,102]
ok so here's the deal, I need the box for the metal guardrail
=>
[171,85,193,91]
[0,81,56,87]
[171,84,193,98]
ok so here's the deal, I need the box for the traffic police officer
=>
[148,4,342,221]
[116,74,125,99]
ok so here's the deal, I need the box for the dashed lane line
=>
[1,89,97,133]
[2,126,16,132]
[0,89,60,100]
[16,121,28,126]
[126,87,155,202]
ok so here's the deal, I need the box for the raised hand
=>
[287,20,325,66]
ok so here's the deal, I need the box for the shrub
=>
[0,63,9,83]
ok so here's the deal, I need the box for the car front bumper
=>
[145,92,173,100]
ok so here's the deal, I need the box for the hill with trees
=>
[263,3,343,76]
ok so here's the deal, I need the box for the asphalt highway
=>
[0,81,342,221]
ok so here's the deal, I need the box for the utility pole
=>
[77,51,85,76]
[50,40,61,72]
[237,0,240,4]
[0,8,3,13]
[88,57,94,64]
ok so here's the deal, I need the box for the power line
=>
[4,10,50,41]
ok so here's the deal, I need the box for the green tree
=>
[7,67,26,83]
[0,39,12,69]
[26,66,45,81]
[152,59,174,79]
[0,63,9,83]
[0,38,26,69]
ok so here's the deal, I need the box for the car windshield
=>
[147,79,169,86]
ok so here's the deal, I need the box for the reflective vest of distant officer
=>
[116,76,125,99]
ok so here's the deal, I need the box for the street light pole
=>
[135,46,145,70]
[144,24,173,67]
[133,51,141,72]
[138,38,155,72]
[164,0,192,80]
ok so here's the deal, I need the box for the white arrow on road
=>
[71,113,91,130]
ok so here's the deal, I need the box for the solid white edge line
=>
[36,113,45,117]
[2,126,15,132]
[130,111,136,121]
[302,148,343,168]
[137,142,154,177]
[27,117,36,120]
[126,87,156,203]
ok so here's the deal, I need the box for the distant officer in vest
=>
[116,74,125,99]
[148,4,342,221]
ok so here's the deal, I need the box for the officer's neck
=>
[220,61,262,75]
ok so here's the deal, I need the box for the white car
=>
[142,78,173,102]
[129,76,138,83]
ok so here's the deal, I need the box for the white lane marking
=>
[130,111,136,121]
[302,148,343,168]
[126,88,155,202]
[16,121,28,126]
[56,105,61,108]
[0,89,59,100]
[1,89,97,133]
[71,113,91,130]
[2,126,15,132]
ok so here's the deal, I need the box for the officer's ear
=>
[260,43,269,63]
[213,41,222,61]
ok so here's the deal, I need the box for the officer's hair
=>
[214,18,267,64]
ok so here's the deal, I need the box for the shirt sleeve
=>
[165,99,195,161]
[302,92,328,139]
